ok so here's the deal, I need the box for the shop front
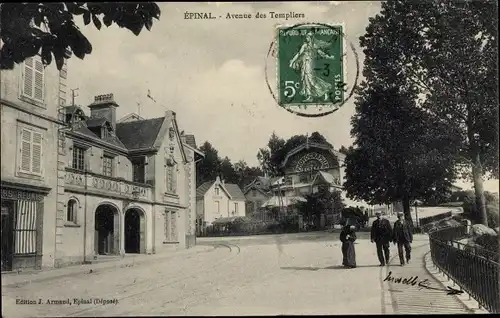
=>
[1,183,47,272]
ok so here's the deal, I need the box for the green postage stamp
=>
[276,24,345,110]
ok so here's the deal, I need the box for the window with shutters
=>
[72,146,86,171]
[18,128,43,176]
[21,56,45,103]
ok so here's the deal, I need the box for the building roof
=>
[280,141,344,168]
[243,176,272,192]
[243,186,271,197]
[196,181,215,199]
[312,171,339,186]
[117,113,145,123]
[224,183,246,201]
[115,117,165,150]
[184,134,197,149]
[86,117,109,128]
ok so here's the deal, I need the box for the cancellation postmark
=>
[265,22,359,118]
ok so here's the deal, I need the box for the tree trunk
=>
[402,196,413,227]
[472,152,488,225]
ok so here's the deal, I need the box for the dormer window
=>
[102,128,109,139]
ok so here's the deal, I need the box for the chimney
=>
[88,93,119,130]
[222,179,225,185]
[216,176,221,183]
[180,130,186,144]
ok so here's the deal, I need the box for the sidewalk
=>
[383,235,473,314]
[1,245,215,288]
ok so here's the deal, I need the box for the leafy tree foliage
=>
[297,187,345,227]
[0,3,161,70]
[338,146,349,155]
[360,0,498,225]
[344,84,460,224]
[196,141,222,187]
[257,131,333,176]
[196,142,263,188]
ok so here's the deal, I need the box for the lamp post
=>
[414,199,422,229]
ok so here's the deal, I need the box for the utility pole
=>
[70,88,79,106]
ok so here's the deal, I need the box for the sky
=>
[66,1,499,193]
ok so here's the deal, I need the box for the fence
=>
[428,224,468,242]
[429,226,500,313]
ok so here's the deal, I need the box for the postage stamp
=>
[276,23,345,110]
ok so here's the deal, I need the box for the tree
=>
[257,132,285,177]
[0,3,161,70]
[196,142,264,188]
[360,0,498,225]
[219,157,238,184]
[196,141,222,187]
[233,160,263,189]
[338,146,349,155]
[298,187,345,227]
[343,84,460,225]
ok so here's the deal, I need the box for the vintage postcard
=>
[1,1,498,317]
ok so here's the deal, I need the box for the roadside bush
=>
[461,192,499,229]
[486,204,499,229]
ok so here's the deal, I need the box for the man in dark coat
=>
[371,211,392,266]
[392,212,413,266]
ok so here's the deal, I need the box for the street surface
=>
[1,229,471,317]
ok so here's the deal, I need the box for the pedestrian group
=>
[340,211,413,269]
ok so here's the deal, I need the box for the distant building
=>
[243,176,274,219]
[195,176,246,234]
[245,139,372,224]
[59,93,203,267]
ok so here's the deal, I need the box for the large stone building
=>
[0,48,203,271]
[1,53,69,271]
[59,94,203,267]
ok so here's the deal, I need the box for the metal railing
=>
[429,227,500,313]
[428,224,468,241]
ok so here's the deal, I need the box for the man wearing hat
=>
[392,212,413,266]
[370,211,393,266]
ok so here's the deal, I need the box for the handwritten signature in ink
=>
[383,271,464,295]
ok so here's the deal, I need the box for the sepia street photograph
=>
[1,1,499,316]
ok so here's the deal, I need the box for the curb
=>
[423,251,489,314]
[2,245,216,288]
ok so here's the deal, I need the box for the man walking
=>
[371,212,392,266]
[393,212,413,266]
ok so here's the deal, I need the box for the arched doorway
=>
[124,208,146,254]
[94,204,120,255]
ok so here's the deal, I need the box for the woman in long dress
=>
[340,225,357,268]
[289,32,336,102]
